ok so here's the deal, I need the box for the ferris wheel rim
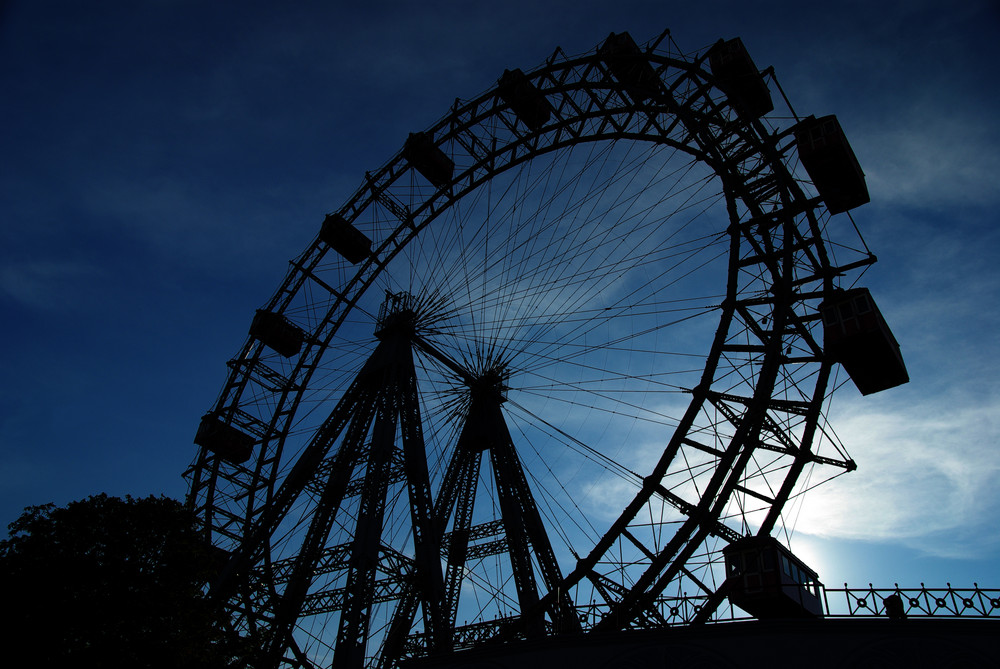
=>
[185,30,862,665]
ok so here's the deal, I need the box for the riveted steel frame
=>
[186,31,869,667]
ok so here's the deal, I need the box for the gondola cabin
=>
[723,536,824,619]
[599,31,660,101]
[249,309,305,358]
[497,68,552,131]
[320,213,372,265]
[822,287,909,395]
[403,132,454,187]
[795,115,869,214]
[194,413,255,464]
[707,37,774,119]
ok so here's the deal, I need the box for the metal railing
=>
[822,583,1000,619]
[573,584,1000,627]
[400,585,998,659]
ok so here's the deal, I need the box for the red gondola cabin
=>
[724,536,824,619]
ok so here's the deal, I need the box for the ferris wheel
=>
[186,30,907,668]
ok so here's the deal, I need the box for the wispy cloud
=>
[0,261,104,311]
[860,107,1000,211]
[770,1,999,213]
[794,392,1000,559]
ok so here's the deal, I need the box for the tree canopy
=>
[0,493,246,668]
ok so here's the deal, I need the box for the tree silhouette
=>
[0,494,247,668]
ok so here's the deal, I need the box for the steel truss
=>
[186,29,872,668]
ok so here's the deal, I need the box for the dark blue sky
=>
[2,0,998,592]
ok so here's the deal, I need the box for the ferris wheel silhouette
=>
[187,30,906,668]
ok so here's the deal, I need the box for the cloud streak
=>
[794,392,1000,559]
[860,106,1000,211]
[0,261,104,311]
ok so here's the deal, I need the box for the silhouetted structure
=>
[403,132,454,187]
[883,593,907,620]
[723,535,823,618]
[251,309,305,358]
[321,213,372,264]
[195,413,255,464]
[708,37,774,118]
[497,69,552,130]
[795,114,870,213]
[185,29,920,668]
[599,31,660,101]
[822,287,909,394]
[406,619,996,668]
